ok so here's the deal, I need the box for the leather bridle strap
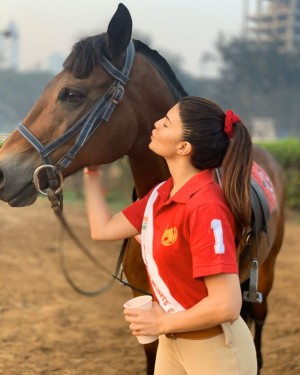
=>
[16,41,135,173]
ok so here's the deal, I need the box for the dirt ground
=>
[0,198,299,375]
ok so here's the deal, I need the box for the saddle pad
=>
[251,162,277,213]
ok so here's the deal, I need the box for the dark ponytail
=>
[178,96,253,250]
[222,121,253,250]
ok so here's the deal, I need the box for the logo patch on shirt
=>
[161,227,177,246]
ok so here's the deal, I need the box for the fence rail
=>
[0,134,10,141]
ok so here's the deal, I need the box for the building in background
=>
[0,20,20,70]
[244,0,300,51]
[251,116,278,140]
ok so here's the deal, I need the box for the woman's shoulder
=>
[187,180,233,217]
[189,179,226,206]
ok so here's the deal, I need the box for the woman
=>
[83,96,257,374]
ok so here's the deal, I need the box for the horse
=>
[0,4,284,374]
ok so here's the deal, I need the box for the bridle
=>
[17,41,135,195]
[14,42,144,296]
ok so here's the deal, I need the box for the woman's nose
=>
[154,118,162,129]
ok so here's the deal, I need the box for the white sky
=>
[1,0,252,77]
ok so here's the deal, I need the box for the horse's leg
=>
[254,213,285,373]
[241,252,279,374]
[241,251,279,375]
[247,257,278,374]
[241,279,267,375]
[240,280,253,327]
[144,341,159,375]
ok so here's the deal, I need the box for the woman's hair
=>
[178,96,253,249]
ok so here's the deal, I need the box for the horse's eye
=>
[59,88,84,104]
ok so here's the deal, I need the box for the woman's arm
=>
[124,273,242,337]
[161,273,242,333]
[84,167,139,241]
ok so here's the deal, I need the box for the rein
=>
[16,42,139,296]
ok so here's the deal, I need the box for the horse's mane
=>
[133,39,188,100]
[63,35,188,101]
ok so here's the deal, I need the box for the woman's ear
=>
[178,141,192,156]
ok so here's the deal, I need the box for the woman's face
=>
[149,104,184,159]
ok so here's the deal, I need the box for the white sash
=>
[141,183,185,313]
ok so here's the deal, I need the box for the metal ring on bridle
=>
[33,164,64,196]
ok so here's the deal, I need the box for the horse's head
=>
[0,4,184,207]
[0,4,134,206]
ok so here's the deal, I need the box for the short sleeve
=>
[122,191,151,232]
[189,204,238,278]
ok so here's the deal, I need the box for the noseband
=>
[17,41,135,195]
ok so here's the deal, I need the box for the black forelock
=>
[62,34,188,100]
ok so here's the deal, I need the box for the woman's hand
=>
[83,165,100,175]
[124,301,166,337]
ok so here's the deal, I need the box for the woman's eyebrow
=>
[165,115,171,123]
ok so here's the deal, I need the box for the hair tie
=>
[224,110,241,139]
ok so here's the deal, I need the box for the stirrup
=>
[243,259,263,303]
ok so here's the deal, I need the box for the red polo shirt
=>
[122,169,238,309]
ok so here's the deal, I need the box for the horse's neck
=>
[125,51,185,198]
[128,152,169,198]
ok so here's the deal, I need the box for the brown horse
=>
[0,4,284,374]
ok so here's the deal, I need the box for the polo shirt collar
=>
[157,169,215,203]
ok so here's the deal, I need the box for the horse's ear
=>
[105,3,132,59]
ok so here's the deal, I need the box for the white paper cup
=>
[123,295,158,344]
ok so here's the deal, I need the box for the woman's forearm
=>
[124,274,241,338]
[161,295,238,334]
[160,273,241,334]
[83,167,139,241]
[84,172,112,239]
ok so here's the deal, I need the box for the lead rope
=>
[47,188,115,296]
[45,176,150,296]
[112,186,152,296]
[113,237,152,296]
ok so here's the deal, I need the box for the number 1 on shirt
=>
[211,219,225,254]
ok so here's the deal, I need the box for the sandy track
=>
[0,200,299,374]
